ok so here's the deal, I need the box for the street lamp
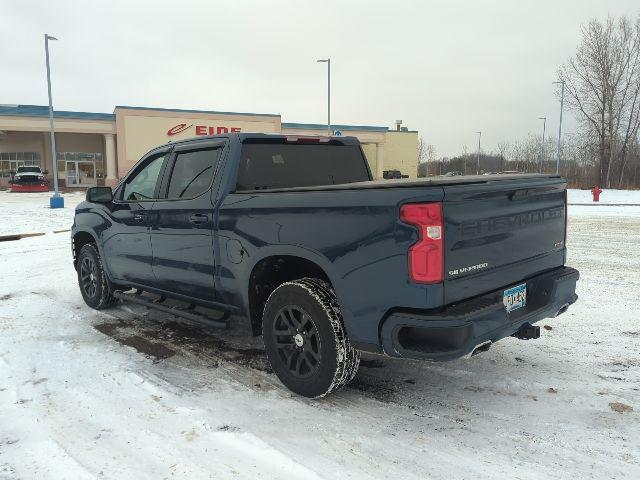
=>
[538,116,546,173]
[44,33,63,208]
[317,58,331,135]
[475,131,482,175]
[553,80,565,175]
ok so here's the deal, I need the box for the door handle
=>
[133,213,145,222]
[189,214,208,225]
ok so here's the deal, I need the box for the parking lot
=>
[0,191,638,479]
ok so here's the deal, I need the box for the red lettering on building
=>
[167,123,241,136]
[167,123,192,135]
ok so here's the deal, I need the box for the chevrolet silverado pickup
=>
[72,133,579,397]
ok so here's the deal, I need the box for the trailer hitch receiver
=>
[512,323,540,340]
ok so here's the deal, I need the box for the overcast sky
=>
[2,0,638,156]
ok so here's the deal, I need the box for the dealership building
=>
[0,104,418,188]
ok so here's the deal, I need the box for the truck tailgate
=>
[442,177,566,305]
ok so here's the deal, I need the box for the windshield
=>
[17,167,41,173]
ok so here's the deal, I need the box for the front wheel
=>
[77,243,117,309]
[262,278,360,398]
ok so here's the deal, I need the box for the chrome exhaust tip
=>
[463,340,492,359]
[554,303,570,317]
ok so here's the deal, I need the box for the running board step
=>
[113,291,229,329]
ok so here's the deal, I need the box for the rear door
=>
[442,176,566,304]
[150,141,224,300]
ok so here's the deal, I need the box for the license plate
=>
[503,283,526,313]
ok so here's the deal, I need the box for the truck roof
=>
[164,132,362,147]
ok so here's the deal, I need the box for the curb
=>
[0,229,70,242]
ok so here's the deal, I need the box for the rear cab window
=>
[235,141,371,191]
[166,148,222,199]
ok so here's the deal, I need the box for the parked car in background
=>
[10,166,49,192]
[72,133,579,397]
[383,169,409,179]
[484,171,524,176]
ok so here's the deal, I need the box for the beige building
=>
[0,104,418,188]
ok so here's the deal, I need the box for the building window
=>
[0,152,42,178]
[56,151,104,186]
[57,152,105,179]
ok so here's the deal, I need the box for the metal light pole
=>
[476,131,482,175]
[553,80,565,174]
[45,33,63,208]
[317,58,331,135]
[538,117,546,173]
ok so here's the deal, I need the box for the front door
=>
[77,161,96,186]
[65,161,96,186]
[66,161,78,186]
[150,142,223,301]
[102,151,169,285]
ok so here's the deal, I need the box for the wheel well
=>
[72,231,96,269]
[248,255,331,336]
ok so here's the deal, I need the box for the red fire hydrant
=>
[591,186,603,202]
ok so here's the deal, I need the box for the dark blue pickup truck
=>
[72,133,579,397]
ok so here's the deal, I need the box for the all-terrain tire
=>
[262,277,360,397]
[77,243,117,310]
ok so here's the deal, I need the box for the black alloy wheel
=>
[76,243,117,309]
[80,255,98,299]
[272,305,322,379]
[262,278,360,398]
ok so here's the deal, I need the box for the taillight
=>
[400,202,444,283]
[285,136,331,143]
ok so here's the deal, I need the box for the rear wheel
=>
[262,278,360,397]
[77,243,117,309]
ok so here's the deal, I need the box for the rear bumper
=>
[380,266,579,361]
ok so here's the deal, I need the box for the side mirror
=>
[86,186,113,204]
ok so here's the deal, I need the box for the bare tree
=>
[417,137,426,164]
[497,141,510,171]
[417,138,438,177]
[461,144,468,175]
[558,14,640,187]
[425,143,437,164]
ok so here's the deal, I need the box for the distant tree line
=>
[417,14,640,189]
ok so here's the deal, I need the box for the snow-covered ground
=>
[567,188,640,204]
[568,189,640,218]
[0,191,85,236]
[0,190,639,479]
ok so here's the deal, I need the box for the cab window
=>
[235,143,370,190]
[122,153,167,201]
[166,148,221,199]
